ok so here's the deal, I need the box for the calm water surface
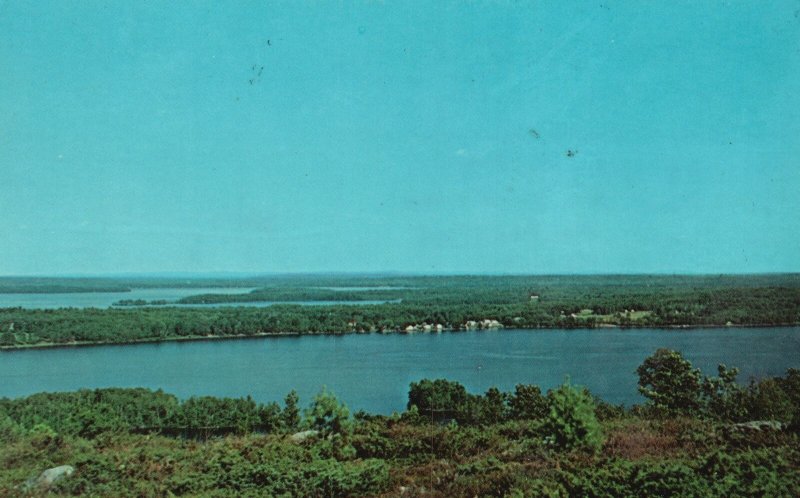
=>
[0,288,257,309]
[1,327,798,413]
[0,288,396,309]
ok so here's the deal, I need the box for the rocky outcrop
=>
[289,429,319,443]
[729,420,784,432]
[24,465,74,491]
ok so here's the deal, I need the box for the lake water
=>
[0,288,397,309]
[1,327,798,414]
[0,288,257,309]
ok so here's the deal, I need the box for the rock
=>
[25,465,74,491]
[730,420,784,432]
[289,429,318,443]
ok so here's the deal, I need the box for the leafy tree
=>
[637,349,702,414]
[701,364,746,421]
[744,378,794,424]
[77,403,123,437]
[543,380,603,452]
[407,379,469,422]
[479,387,509,424]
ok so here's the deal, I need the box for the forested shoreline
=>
[1,274,799,349]
[2,349,798,496]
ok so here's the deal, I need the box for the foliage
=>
[407,378,469,422]
[509,383,549,420]
[776,368,800,429]
[303,387,352,436]
[282,390,301,432]
[701,364,747,421]
[637,349,703,414]
[0,350,798,496]
[0,330,16,346]
[743,378,794,424]
[2,274,800,349]
[480,387,510,425]
[543,380,604,452]
[0,388,280,438]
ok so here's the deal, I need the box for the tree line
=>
[2,276,800,350]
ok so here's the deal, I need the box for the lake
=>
[0,288,396,309]
[2,327,798,414]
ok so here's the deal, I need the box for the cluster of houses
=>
[403,323,445,333]
[400,319,503,333]
[464,319,503,329]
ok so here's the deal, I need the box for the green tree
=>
[407,379,468,422]
[744,378,794,424]
[543,380,603,452]
[0,331,15,346]
[776,368,800,429]
[479,387,509,424]
[637,349,702,414]
[701,364,746,421]
[509,384,548,420]
[304,387,352,436]
[283,390,300,432]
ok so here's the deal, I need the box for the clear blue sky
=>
[1,1,798,275]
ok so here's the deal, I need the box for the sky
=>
[1,1,799,275]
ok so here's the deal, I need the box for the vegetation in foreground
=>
[1,350,799,497]
[1,274,799,349]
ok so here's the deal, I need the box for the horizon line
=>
[1,271,799,279]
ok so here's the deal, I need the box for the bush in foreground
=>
[543,380,603,452]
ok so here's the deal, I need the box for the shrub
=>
[509,384,548,420]
[543,381,603,452]
[699,448,800,497]
[776,368,800,430]
[603,419,679,460]
[304,387,352,436]
[0,415,22,444]
[407,379,469,423]
[701,364,746,421]
[478,387,510,425]
[744,378,794,424]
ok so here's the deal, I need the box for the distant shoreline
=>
[2,323,798,353]
[3,274,798,352]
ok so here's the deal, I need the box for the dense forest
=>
[1,350,798,496]
[1,274,799,348]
